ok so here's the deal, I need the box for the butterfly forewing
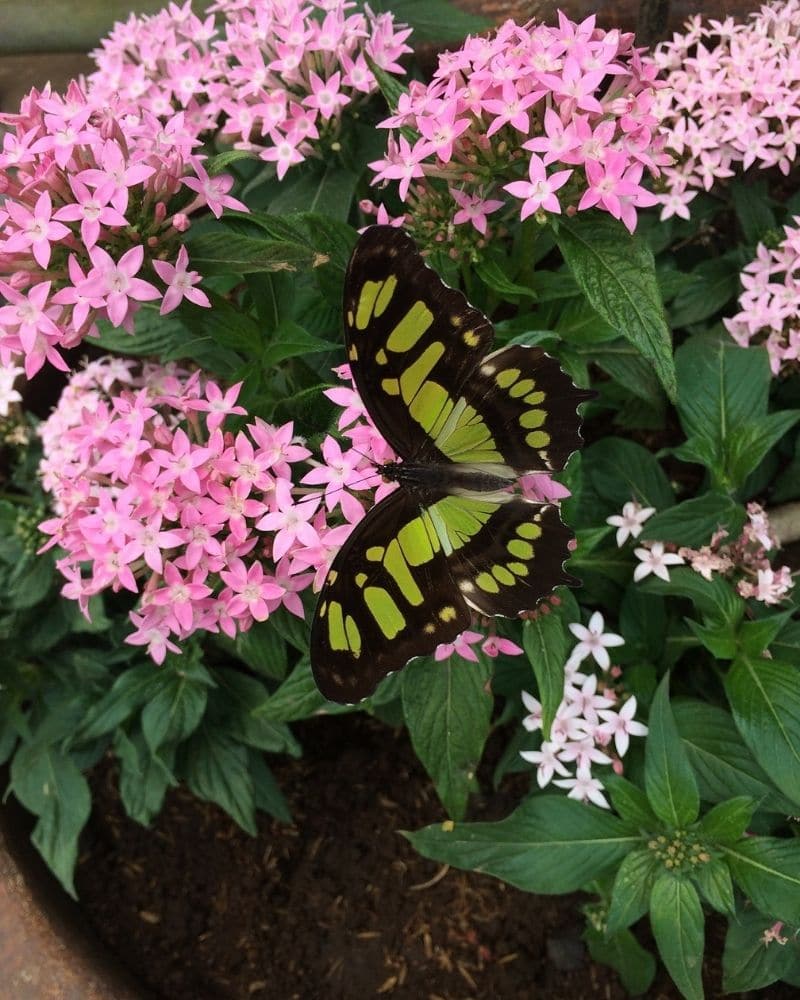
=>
[310,486,471,703]
[344,226,493,462]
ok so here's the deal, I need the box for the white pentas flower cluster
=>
[520,611,647,809]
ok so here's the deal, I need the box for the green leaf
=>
[556,214,676,400]
[584,926,657,997]
[699,797,756,845]
[114,730,176,827]
[772,620,800,665]
[645,674,700,828]
[607,849,659,934]
[730,178,776,245]
[76,664,160,742]
[738,612,794,659]
[724,837,800,925]
[370,0,490,41]
[10,743,91,897]
[141,663,210,754]
[188,232,318,275]
[474,258,536,299]
[722,907,800,993]
[205,149,256,175]
[675,334,772,489]
[213,669,301,755]
[582,437,674,510]
[401,653,492,820]
[255,659,352,722]
[249,750,292,823]
[693,857,735,915]
[92,308,189,357]
[522,612,567,739]
[267,163,358,219]
[726,410,800,486]
[181,728,257,836]
[650,874,705,1000]
[642,492,745,548]
[605,775,659,830]
[589,338,665,405]
[406,796,641,893]
[725,654,800,807]
[673,700,796,814]
[233,620,288,679]
[669,255,741,327]
[640,567,744,626]
[262,320,338,368]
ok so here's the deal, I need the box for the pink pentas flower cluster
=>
[367,14,669,243]
[653,1,800,220]
[679,502,794,605]
[520,610,647,809]
[36,356,354,663]
[87,0,412,181]
[0,78,243,377]
[724,217,800,375]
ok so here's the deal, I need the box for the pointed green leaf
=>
[522,612,567,739]
[723,906,800,993]
[114,730,176,827]
[584,926,657,996]
[725,654,800,807]
[640,568,744,626]
[645,675,700,827]
[699,797,756,845]
[10,744,91,897]
[693,857,735,915]
[582,437,674,510]
[607,849,659,934]
[605,775,659,830]
[556,214,676,399]
[673,701,796,814]
[405,796,641,893]
[401,653,492,820]
[724,837,800,926]
[141,666,210,754]
[76,664,160,742]
[650,874,705,1000]
[181,729,257,836]
[642,492,745,548]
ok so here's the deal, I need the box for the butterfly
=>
[310,225,591,703]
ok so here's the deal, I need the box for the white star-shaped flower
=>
[520,740,570,787]
[606,500,656,547]
[596,697,648,757]
[633,541,684,583]
[553,766,610,809]
[568,611,625,671]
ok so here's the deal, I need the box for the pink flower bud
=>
[172,213,190,232]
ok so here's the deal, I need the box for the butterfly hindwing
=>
[433,345,594,473]
[439,497,579,617]
[310,486,471,703]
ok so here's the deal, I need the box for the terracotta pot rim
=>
[0,789,149,1000]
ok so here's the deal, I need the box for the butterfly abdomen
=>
[384,461,516,498]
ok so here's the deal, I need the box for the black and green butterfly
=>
[310,225,591,703]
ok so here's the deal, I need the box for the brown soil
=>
[76,714,792,1000]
